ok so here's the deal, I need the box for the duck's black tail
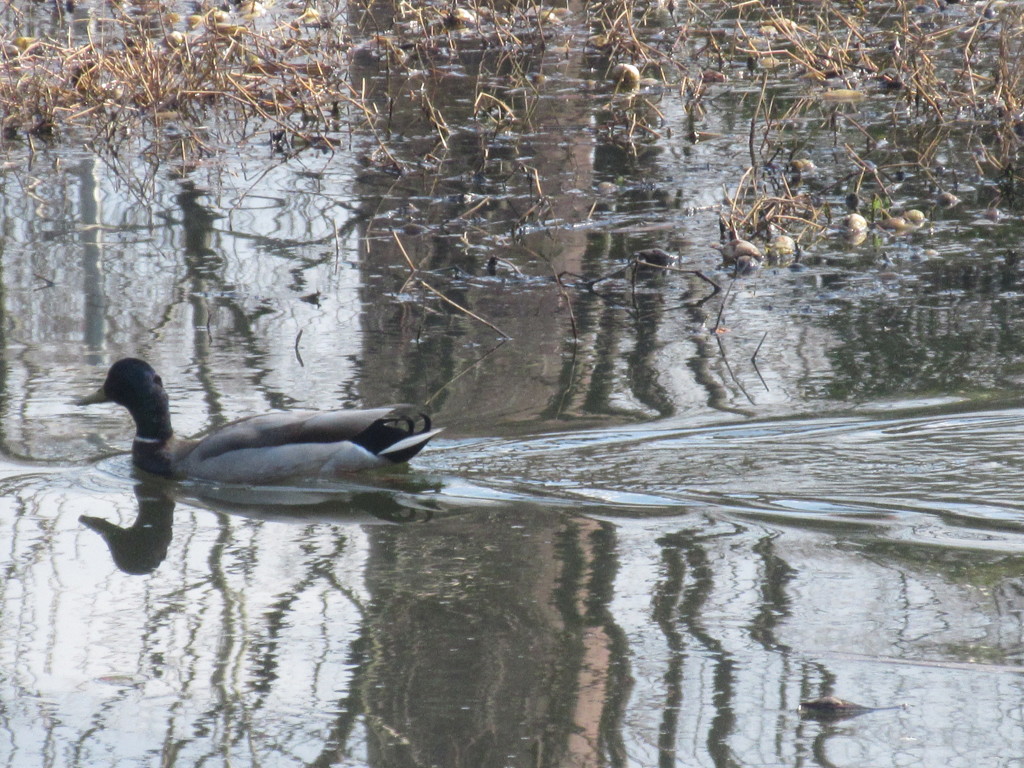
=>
[355,412,443,463]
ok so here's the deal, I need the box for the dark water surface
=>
[5,0,1024,765]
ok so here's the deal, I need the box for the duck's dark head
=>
[77,358,173,440]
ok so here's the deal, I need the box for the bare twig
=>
[713,279,734,334]
[418,280,510,339]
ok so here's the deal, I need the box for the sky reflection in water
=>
[3,405,1024,767]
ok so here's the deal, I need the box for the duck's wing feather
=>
[184,406,410,465]
[184,442,393,483]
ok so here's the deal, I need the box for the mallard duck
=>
[77,358,442,483]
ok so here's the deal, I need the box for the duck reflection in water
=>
[80,481,446,574]
[79,484,175,575]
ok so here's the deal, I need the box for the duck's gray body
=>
[79,359,441,484]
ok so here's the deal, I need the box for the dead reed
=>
[4,0,1024,258]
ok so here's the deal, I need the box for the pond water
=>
[4,0,1024,766]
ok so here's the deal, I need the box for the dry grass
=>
[1,1,358,150]
[4,0,1024,258]
[672,0,1024,254]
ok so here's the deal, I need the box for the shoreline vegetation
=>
[3,0,1023,275]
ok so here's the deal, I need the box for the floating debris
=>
[766,235,796,266]
[633,248,676,267]
[841,213,868,234]
[717,236,763,266]
[820,88,867,102]
[878,215,911,232]
[878,208,926,233]
[799,696,905,721]
[791,158,816,175]
[610,63,641,89]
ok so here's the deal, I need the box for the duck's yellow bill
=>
[76,387,110,406]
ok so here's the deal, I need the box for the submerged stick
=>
[425,339,508,405]
[392,230,509,338]
[418,280,510,339]
[713,279,734,333]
